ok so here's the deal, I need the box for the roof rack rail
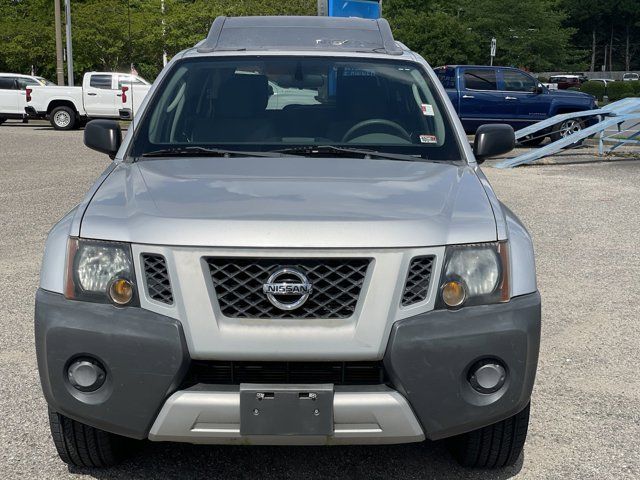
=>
[196,16,403,56]
[198,16,226,53]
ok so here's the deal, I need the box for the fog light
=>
[442,280,466,307]
[67,358,106,392]
[469,359,506,394]
[108,278,133,305]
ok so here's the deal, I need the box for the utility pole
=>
[54,0,65,85]
[65,0,74,86]
[161,0,167,66]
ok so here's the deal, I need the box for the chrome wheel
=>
[53,110,71,128]
[559,119,582,138]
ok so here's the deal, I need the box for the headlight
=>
[438,242,509,308]
[64,238,137,306]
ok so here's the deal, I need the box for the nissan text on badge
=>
[36,16,541,469]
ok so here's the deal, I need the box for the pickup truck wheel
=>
[550,118,584,142]
[50,106,77,130]
[48,409,135,467]
[447,403,530,468]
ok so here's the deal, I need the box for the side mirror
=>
[84,119,122,159]
[473,124,515,163]
[533,84,544,94]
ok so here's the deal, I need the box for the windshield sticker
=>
[420,134,438,144]
[421,104,435,116]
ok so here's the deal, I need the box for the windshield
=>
[130,56,462,161]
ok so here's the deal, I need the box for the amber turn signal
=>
[442,280,466,307]
[108,278,134,305]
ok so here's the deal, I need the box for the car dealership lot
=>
[1,122,639,479]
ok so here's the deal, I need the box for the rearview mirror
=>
[84,119,122,159]
[473,124,515,163]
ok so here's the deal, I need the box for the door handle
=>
[116,93,123,97]
[462,95,475,99]
[87,92,97,96]
[505,96,518,100]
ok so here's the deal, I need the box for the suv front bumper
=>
[35,289,540,443]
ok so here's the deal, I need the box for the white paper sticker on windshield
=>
[420,134,438,144]
[421,104,435,116]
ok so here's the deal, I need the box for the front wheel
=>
[48,409,136,467]
[448,403,530,468]
[550,118,584,142]
[50,106,77,130]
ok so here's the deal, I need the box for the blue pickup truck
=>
[434,65,597,145]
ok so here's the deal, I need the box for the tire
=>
[518,135,545,147]
[448,403,530,469]
[550,118,584,142]
[48,409,134,467]
[50,106,77,130]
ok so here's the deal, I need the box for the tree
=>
[164,0,316,57]
[70,0,164,82]
[385,0,581,71]
[2,0,631,81]
[385,1,481,66]
[561,0,640,72]
[0,0,57,78]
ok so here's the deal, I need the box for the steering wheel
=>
[342,119,411,143]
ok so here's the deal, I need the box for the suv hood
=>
[80,157,497,248]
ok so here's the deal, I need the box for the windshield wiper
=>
[272,145,426,162]
[141,146,286,158]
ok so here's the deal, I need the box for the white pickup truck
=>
[0,73,55,124]
[25,72,151,130]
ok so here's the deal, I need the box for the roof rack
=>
[196,16,403,56]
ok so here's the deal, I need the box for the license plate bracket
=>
[240,383,334,436]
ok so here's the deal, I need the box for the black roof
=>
[196,16,403,56]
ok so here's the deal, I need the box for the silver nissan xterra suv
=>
[36,16,541,469]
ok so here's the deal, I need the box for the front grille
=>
[401,255,435,306]
[183,361,386,386]
[142,253,173,304]
[205,257,370,319]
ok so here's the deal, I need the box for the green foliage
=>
[0,0,603,82]
[386,0,581,71]
[630,82,640,95]
[0,0,57,78]
[165,0,316,55]
[560,0,640,71]
[384,5,481,66]
[606,81,634,101]
[0,0,315,82]
[537,76,549,83]
[580,81,605,100]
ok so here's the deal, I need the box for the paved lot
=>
[1,121,639,479]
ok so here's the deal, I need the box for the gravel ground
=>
[1,121,639,479]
